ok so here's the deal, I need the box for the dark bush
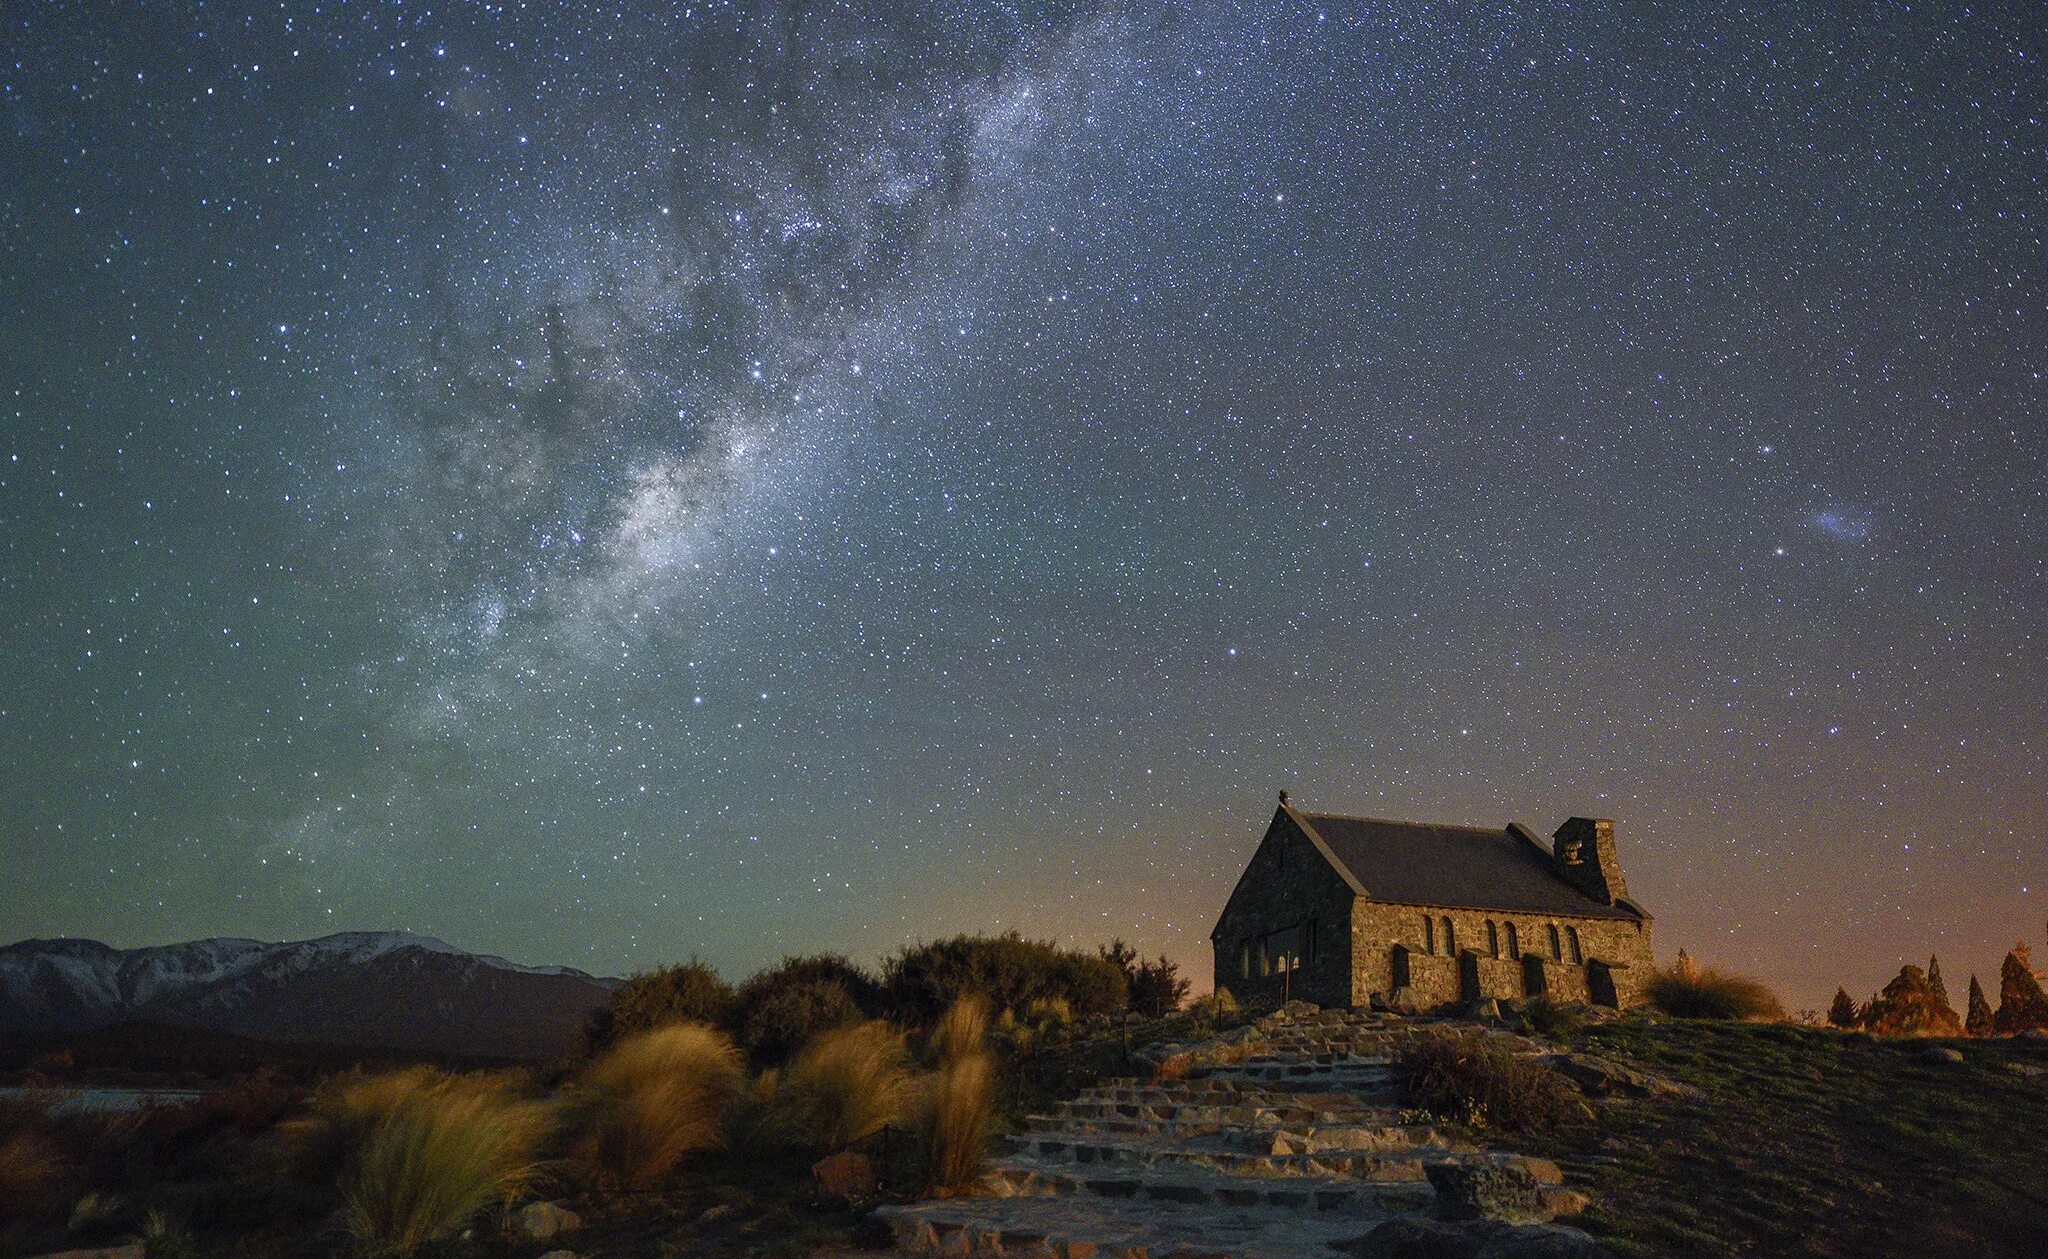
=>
[1390,1032,1587,1134]
[884,934,1128,1024]
[584,960,734,1053]
[1518,994,1587,1042]
[737,978,864,1066]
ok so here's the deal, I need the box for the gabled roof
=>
[1283,804,1643,921]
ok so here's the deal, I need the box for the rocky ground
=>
[878,1005,1613,1259]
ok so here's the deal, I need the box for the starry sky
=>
[3,2,2042,1010]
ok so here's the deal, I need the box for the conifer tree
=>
[1927,955,1951,1012]
[1867,964,1962,1036]
[1826,987,1859,1028]
[1965,975,1994,1037]
[1994,943,2048,1034]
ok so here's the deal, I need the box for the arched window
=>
[1423,916,1436,955]
[1566,926,1582,964]
[1486,920,1500,957]
[1440,917,1456,955]
[1505,922,1520,958]
[1548,924,1564,960]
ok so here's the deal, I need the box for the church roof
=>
[1288,807,1644,921]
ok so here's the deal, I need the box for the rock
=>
[812,1149,880,1203]
[697,1203,735,1225]
[1337,1217,1615,1258]
[1426,1158,1549,1223]
[2002,1061,2046,1079]
[1539,1052,1682,1099]
[1386,986,1422,1015]
[1469,998,1503,1021]
[515,1200,582,1241]
[2020,1028,2048,1042]
[1916,1046,1965,1065]
[1543,1189,1593,1218]
[537,1252,581,1259]
[1505,1156,1566,1186]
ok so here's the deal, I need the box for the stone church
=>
[1211,794,1655,1010]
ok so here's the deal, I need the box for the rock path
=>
[878,1009,1604,1259]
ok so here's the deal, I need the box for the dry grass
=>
[919,996,995,1191]
[568,1022,745,1192]
[1646,958,1785,1021]
[1390,1032,1589,1135]
[768,1020,911,1150]
[929,993,990,1064]
[0,1123,76,1223]
[292,1066,553,1257]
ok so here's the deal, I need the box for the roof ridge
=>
[1299,811,1506,834]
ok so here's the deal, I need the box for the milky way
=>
[4,3,2042,1007]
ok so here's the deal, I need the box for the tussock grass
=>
[1521,994,1589,1042]
[1646,957,1785,1022]
[293,1066,552,1257]
[768,1021,911,1150]
[1390,1032,1589,1135]
[567,1022,745,1192]
[0,1124,75,1222]
[919,996,995,1191]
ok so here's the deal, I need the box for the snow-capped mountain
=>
[0,931,617,1059]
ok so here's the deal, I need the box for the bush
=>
[769,1021,911,1150]
[919,997,994,1191]
[884,933,1127,1024]
[567,1023,744,1192]
[292,1066,552,1258]
[584,961,734,1053]
[1645,953,1785,1021]
[1390,1032,1587,1134]
[734,956,882,1065]
[0,1121,77,1223]
[1520,994,1587,1042]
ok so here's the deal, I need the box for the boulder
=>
[1426,1159,1549,1223]
[1538,1052,1681,1099]
[1386,987,1423,1015]
[2020,1028,2048,1042]
[515,1200,582,1241]
[812,1150,880,1203]
[2002,1061,2046,1079]
[1337,1217,1615,1258]
[697,1203,735,1225]
[1916,1046,1965,1065]
[1468,998,1503,1022]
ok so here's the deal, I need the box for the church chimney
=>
[1552,817,1629,905]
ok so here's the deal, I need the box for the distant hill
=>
[0,931,618,1060]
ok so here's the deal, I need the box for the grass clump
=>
[567,1022,745,1192]
[1390,1032,1588,1135]
[1521,994,1589,1042]
[768,1021,911,1150]
[919,996,995,1191]
[1646,952,1785,1021]
[293,1066,552,1257]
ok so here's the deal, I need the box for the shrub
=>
[584,961,735,1053]
[919,997,995,1191]
[292,1067,552,1258]
[734,964,868,1066]
[1390,1032,1587,1135]
[1826,988,1861,1029]
[1866,964,1963,1036]
[567,1023,744,1191]
[0,1122,77,1222]
[1519,994,1587,1042]
[883,934,1128,1024]
[769,1021,911,1150]
[1023,996,1074,1030]
[1191,987,1241,1023]
[1645,953,1785,1021]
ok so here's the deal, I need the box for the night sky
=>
[3,3,2041,1010]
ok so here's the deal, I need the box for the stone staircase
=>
[878,1008,1599,1259]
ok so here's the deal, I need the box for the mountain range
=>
[0,931,618,1060]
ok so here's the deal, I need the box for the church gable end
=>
[1210,799,1356,1007]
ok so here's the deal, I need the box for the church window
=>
[1306,918,1319,964]
[1487,920,1500,957]
[1548,924,1564,960]
[1566,926,1583,963]
[1240,941,1252,979]
[1440,917,1456,955]
[1423,916,1435,955]
[1505,922,1520,957]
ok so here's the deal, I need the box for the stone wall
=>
[1211,811,1355,1008]
[1389,945,1462,1007]
[1350,901,1655,1009]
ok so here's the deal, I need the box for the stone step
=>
[1021,1121,1453,1159]
[1048,1098,1402,1126]
[1021,1112,1419,1142]
[981,1161,1438,1214]
[876,1191,1401,1259]
[1004,1136,1462,1182]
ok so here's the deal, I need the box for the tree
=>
[1865,964,1961,1036]
[583,959,735,1053]
[1926,955,1952,1014]
[1826,987,1860,1029]
[1994,944,2048,1034]
[1965,975,1995,1037]
[1129,955,1192,1017]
